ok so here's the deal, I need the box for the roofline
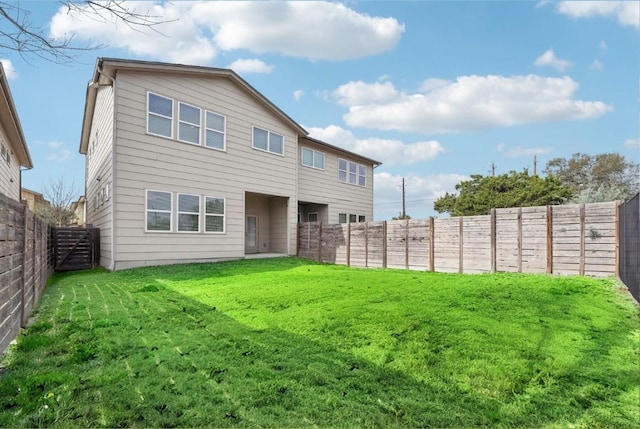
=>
[80,57,308,153]
[300,135,382,167]
[0,63,32,168]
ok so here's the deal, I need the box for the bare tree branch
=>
[0,1,174,63]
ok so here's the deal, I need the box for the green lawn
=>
[1,257,638,428]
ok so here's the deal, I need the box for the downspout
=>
[95,67,117,270]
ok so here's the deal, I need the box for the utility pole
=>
[533,154,537,176]
[490,162,496,177]
[401,177,406,218]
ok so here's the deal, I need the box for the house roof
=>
[79,57,307,153]
[300,136,381,167]
[0,63,32,168]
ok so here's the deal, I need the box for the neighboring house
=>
[79,58,380,271]
[70,196,86,226]
[0,63,32,201]
[20,188,49,213]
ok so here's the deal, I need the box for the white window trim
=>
[301,147,325,170]
[204,110,227,152]
[338,213,347,224]
[338,158,367,187]
[177,193,201,233]
[177,102,201,146]
[204,196,226,234]
[145,189,173,233]
[252,126,285,156]
[146,92,174,140]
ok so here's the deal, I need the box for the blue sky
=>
[4,1,639,220]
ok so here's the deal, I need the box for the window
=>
[205,197,225,233]
[177,193,200,232]
[301,147,324,169]
[308,212,318,222]
[339,213,347,224]
[253,127,284,155]
[205,111,225,150]
[338,158,366,187]
[147,93,173,138]
[358,165,366,187]
[178,102,201,144]
[349,214,357,223]
[146,190,172,232]
[358,215,366,222]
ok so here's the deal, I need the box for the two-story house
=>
[0,63,32,201]
[79,58,379,270]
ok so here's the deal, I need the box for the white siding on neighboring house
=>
[85,86,115,268]
[111,71,299,269]
[298,139,374,224]
[0,126,20,200]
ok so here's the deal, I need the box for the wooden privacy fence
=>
[0,193,53,357]
[53,227,100,271]
[618,193,639,302]
[298,201,619,277]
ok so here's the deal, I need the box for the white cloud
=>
[227,59,273,74]
[589,59,604,71]
[534,49,571,72]
[498,145,552,158]
[48,141,65,149]
[46,149,73,162]
[338,75,612,134]
[333,81,400,106]
[293,90,304,101]
[599,40,608,53]
[625,138,640,148]
[374,171,469,219]
[0,59,17,80]
[49,1,404,64]
[556,1,640,28]
[307,124,444,166]
[419,78,451,92]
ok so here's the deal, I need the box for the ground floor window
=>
[145,190,225,234]
[146,190,172,232]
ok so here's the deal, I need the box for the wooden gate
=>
[53,226,100,271]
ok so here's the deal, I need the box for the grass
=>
[0,257,638,428]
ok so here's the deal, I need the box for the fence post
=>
[546,205,553,274]
[429,217,435,272]
[347,222,351,267]
[579,204,585,275]
[517,207,522,273]
[405,219,409,270]
[459,216,464,273]
[490,208,496,273]
[365,222,369,268]
[382,221,387,269]
[615,200,621,277]
[318,222,323,263]
[19,204,27,327]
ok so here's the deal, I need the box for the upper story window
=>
[301,147,324,169]
[146,190,172,232]
[253,126,284,155]
[178,102,201,145]
[205,111,226,151]
[0,142,9,165]
[338,158,366,187]
[147,93,173,138]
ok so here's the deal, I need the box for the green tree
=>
[544,152,639,202]
[434,170,573,216]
